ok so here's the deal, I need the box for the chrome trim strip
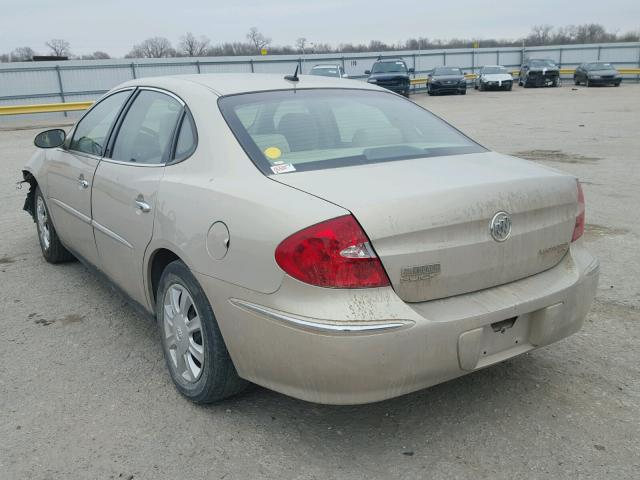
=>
[91,220,134,249]
[229,298,412,333]
[49,198,91,224]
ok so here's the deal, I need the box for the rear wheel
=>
[615,81,621,87]
[34,186,74,263]
[157,260,248,403]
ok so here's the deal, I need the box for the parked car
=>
[574,62,621,87]
[474,65,513,91]
[427,67,467,95]
[519,59,560,88]
[365,57,414,97]
[22,73,598,405]
[309,64,348,78]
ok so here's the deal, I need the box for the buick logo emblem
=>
[490,211,512,242]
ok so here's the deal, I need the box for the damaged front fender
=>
[19,170,37,222]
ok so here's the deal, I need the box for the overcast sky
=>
[1,0,638,57]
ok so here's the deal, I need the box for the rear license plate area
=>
[458,314,533,370]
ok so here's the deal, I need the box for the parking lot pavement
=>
[1,85,639,480]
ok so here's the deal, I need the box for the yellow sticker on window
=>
[264,146,282,160]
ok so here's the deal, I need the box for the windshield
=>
[311,67,340,77]
[529,59,556,68]
[218,89,485,175]
[433,67,461,76]
[371,61,407,74]
[586,62,614,70]
[481,67,508,74]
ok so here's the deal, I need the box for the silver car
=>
[22,74,599,405]
[309,64,348,78]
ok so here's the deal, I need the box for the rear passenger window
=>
[111,90,182,164]
[174,114,196,160]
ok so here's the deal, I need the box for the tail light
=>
[572,180,585,242]
[275,215,391,288]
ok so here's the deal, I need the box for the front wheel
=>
[574,76,580,85]
[460,89,466,95]
[157,260,248,403]
[34,186,74,263]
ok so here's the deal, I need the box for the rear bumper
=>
[197,241,599,404]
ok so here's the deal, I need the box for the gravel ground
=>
[1,83,638,480]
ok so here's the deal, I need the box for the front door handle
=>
[77,175,89,189]
[135,200,151,213]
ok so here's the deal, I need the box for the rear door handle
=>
[135,200,151,213]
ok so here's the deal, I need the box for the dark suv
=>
[365,58,414,97]
[519,59,560,88]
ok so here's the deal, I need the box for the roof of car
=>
[119,73,376,96]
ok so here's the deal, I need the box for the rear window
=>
[311,67,339,77]
[371,61,407,74]
[434,67,462,75]
[218,89,485,175]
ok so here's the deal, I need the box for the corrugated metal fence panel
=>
[61,65,133,93]
[199,62,252,74]
[600,46,640,64]
[135,63,199,78]
[252,60,300,74]
[0,68,60,98]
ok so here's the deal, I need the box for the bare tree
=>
[527,25,554,45]
[11,46,35,61]
[45,39,71,56]
[295,37,307,52]
[127,37,175,58]
[179,32,211,57]
[80,51,111,60]
[246,27,271,52]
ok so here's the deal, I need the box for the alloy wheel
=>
[36,195,51,251]
[162,283,205,383]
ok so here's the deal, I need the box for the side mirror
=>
[408,67,415,74]
[364,70,371,75]
[34,129,66,149]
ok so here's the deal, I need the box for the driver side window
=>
[69,90,131,156]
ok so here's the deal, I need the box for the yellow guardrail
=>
[0,101,94,116]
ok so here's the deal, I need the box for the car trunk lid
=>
[272,152,578,302]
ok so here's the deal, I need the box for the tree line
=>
[2,24,639,62]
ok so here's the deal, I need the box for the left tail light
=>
[571,180,585,242]
[275,215,391,288]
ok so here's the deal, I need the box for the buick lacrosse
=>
[22,73,599,404]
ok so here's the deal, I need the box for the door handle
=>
[135,199,151,213]
[77,176,89,189]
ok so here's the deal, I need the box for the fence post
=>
[55,65,67,117]
[443,51,446,66]
[497,49,500,66]
[250,59,254,73]
[130,62,137,79]
[298,57,302,73]
[559,48,563,69]
[195,60,201,73]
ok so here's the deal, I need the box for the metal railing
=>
[1,42,639,118]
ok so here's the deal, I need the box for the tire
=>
[34,186,74,263]
[586,79,590,87]
[615,82,621,87]
[507,83,513,91]
[479,82,484,91]
[156,260,248,403]
[460,89,466,95]
[427,84,433,96]
[574,76,580,85]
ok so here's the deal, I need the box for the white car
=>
[309,64,348,78]
[475,65,514,91]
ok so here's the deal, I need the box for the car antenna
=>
[284,65,299,82]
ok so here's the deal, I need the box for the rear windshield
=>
[586,62,614,70]
[482,67,508,74]
[218,89,485,175]
[434,67,461,75]
[311,67,339,77]
[529,59,556,68]
[371,61,407,74]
